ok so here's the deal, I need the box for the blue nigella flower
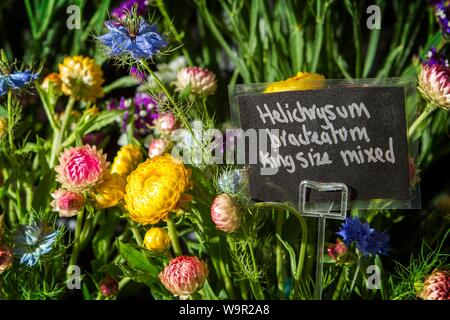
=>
[14,222,59,267]
[337,217,389,256]
[0,70,39,96]
[97,20,167,60]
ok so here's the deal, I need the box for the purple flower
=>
[423,47,449,67]
[0,70,39,96]
[337,217,389,256]
[97,19,167,61]
[112,0,148,20]
[130,66,146,82]
[107,92,159,136]
[431,1,450,36]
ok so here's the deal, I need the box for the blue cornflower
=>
[337,217,389,256]
[97,19,167,61]
[0,70,39,96]
[14,222,59,267]
[365,230,390,256]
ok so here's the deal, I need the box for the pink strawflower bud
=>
[154,112,177,135]
[50,188,85,217]
[175,66,217,96]
[99,277,119,297]
[159,256,208,299]
[210,193,241,233]
[55,145,109,192]
[148,138,169,159]
[0,243,13,274]
[418,269,450,300]
[327,239,348,260]
[418,64,450,110]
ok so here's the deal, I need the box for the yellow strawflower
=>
[143,227,171,254]
[111,144,143,178]
[58,55,104,102]
[264,72,325,93]
[0,117,7,139]
[93,172,126,208]
[124,154,191,225]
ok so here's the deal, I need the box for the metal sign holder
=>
[299,180,349,300]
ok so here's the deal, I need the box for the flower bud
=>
[159,256,208,299]
[111,144,143,178]
[148,138,169,159]
[154,112,177,135]
[210,193,240,233]
[51,188,85,217]
[418,64,450,110]
[175,66,217,96]
[55,145,109,192]
[0,243,13,274]
[99,277,119,297]
[328,239,357,264]
[93,172,126,208]
[143,227,171,254]
[418,269,450,300]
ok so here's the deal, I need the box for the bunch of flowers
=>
[0,0,449,303]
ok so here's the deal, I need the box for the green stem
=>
[348,255,361,298]
[275,209,285,299]
[118,277,131,290]
[6,91,14,151]
[311,1,325,72]
[242,213,265,300]
[248,202,308,298]
[155,0,193,65]
[131,225,143,246]
[239,281,248,300]
[140,60,191,130]
[195,0,251,82]
[408,104,437,139]
[167,214,182,256]
[50,97,76,167]
[219,258,237,299]
[332,267,346,300]
[67,209,84,276]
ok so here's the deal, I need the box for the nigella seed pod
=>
[418,64,450,110]
[99,277,119,297]
[0,243,13,274]
[418,269,450,300]
[143,227,171,254]
[51,188,85,217]
[159,256,208,299]
[175,67,218,96]
[148,138,169,159]
[210,193,241,233]
[55,145,109,192]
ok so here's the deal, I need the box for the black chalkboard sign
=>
[236,86,411,205]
